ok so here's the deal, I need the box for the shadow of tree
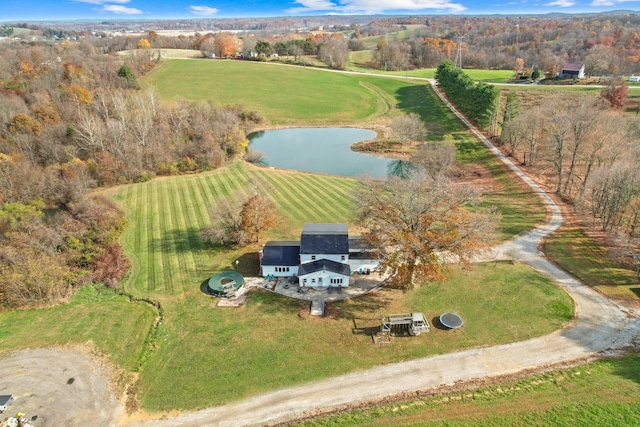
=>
[331,291,391,321]
[151,227,206,254]
[610,352,640,385]
[395,85,462,138]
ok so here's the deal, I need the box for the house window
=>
[341,255,345,261]
[286,267,290,272]
[330,278,343,284]
[311,255,316,260]
[312,278,316,283]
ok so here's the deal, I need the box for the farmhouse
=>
[260,224,379,288]
[559,63,585,79]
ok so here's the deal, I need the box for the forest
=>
[0,38,262,308]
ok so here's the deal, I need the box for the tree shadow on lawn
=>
[151,226,205,254]
[395,85,461,136]
[326,292,394,336]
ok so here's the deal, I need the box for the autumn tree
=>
[354,174,499,290]
[137,38,152,50]
[600,77,628,110]
[372,40,411,71]
[214,32,236,58]
[240,193,280,243]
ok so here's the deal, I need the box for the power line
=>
[454,31,468,68]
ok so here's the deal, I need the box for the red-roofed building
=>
[559,63,585,79]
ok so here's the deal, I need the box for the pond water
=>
[248,128,394,178]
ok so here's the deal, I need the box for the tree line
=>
[364,14,640,75]
[435,60,499,129]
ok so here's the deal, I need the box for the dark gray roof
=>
[298,259,351,276]
[261,241,300,266]
[302,223,348,235]
[301,224,349,254]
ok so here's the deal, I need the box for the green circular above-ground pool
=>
[207,271,245,297]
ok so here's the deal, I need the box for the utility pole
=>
[454,31,468,68]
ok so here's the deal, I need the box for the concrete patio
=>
[248,272,388,315]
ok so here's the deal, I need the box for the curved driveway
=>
[131,78,640,427]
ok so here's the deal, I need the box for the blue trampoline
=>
[440,312,464,329]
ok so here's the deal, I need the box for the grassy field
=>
[545,228,639,301]
[143,60,383,126]
[0,286,156,370]
[107,162,573,411]
[296,354,640,426]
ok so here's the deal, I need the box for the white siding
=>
[261,265,298,277]
[299,270,349,288]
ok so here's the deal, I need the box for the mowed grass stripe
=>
[262,173,319,225]
[144,181,157,293]
[294,175,353,220]
[289,174,352,222]
[217,163,251,198]
[174,179,201,291]
[154,180,173,294]
[164,179,187,294]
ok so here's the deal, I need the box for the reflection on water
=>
[248,128,393,178]
[386,159,420,180]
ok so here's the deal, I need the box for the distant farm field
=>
[143,60,383,125]
[106,162,573,412]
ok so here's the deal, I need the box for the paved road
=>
[130,79,640,427]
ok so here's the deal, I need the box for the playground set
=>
[374,312,431,344]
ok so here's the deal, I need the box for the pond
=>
[248,128,395,178]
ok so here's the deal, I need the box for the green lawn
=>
[295,354,640,426]
[108,163,573,411]
[0,286,156,370]
[545,227,639,301]
[143,60,383,126]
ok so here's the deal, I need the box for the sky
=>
[2,0,640,22]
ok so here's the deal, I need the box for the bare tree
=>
[411,134,457,179]
[391,113,427,147]
[200,196,247,246]
[317,36,348,70]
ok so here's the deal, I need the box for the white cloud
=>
[286,0,467,14]
[75,0,130,4]
[189,5,220,15]
[590,0,638,5]
[99,4,143,14]
[545,0,575,5]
